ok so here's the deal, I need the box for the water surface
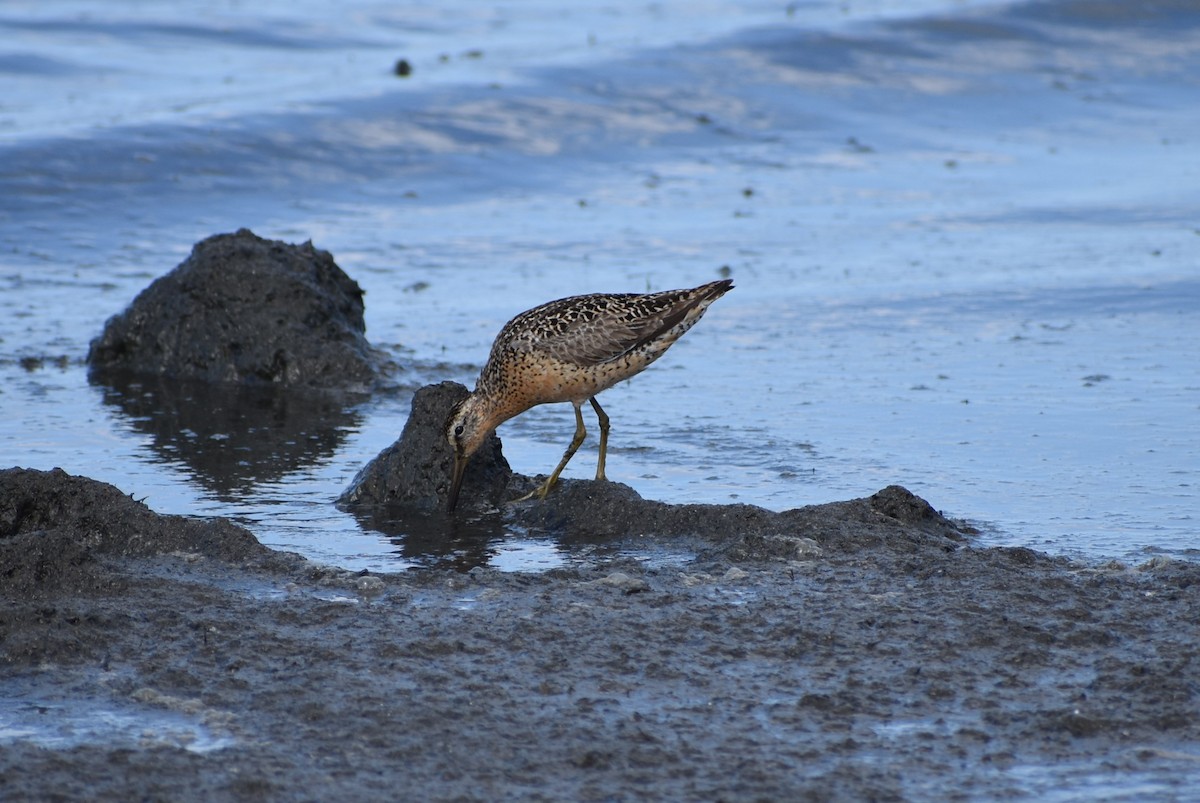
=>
[1,0,1196,570]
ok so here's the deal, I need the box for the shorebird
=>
[445,278,733,512]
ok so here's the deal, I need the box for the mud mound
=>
[512,480,969,558]
[0,467,290,597]
[338,381,511,512]
[87,229,385,389]
[338,383,971,557]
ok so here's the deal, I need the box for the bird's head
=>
[444,394,492,512]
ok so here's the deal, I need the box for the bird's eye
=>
[454,424,465,437]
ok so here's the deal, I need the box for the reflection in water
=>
[91,373,364,500]
[346,505,514,572]
[346,497,696,572]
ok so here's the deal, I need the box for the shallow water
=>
[1,0,1197,571]
[0,689,235,755]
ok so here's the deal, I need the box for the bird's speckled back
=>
[474,279,732,414]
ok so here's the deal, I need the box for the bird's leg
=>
[512,401,587,502]
[590,396,610,482]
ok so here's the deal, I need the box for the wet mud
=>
[3,465,1198,800]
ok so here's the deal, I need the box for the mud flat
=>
[3,465,1198,801]
[5,233,1198,798]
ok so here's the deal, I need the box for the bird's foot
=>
[510,476,558,504]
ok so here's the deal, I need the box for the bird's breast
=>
[490,349,656,411]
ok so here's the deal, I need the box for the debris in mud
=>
[86,229,389,389]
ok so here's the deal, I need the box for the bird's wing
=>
[509,291,696,367]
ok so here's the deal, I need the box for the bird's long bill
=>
[446,453,468,513]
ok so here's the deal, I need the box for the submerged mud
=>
[3,466,1198,800]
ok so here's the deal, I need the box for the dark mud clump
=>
[86,228,387,390]
[337,381,511,512]
[3,467,1200,799]
[0,467,299,598]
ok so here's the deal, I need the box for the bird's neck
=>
[465,386,514,442]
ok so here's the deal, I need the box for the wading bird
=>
[445,279,733,512]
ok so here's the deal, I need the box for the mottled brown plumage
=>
[445,279,733,511]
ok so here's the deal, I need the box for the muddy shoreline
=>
[2,467,1197,800]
